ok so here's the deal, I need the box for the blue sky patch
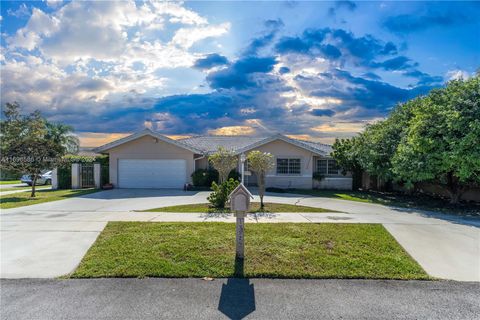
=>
[0,0,478,145]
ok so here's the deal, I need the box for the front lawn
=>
[70,222,429,280]
[0,188,99,209]
[270,189,480,216]
[141,202,337,213]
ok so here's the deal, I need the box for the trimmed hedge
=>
[191,168,241,187]
[1,169,21,180]
[191,169,219,187]
[58,167,72,189]
[101,165,109,186]
[59,154,109,168]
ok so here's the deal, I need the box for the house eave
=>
[234,134,330,156]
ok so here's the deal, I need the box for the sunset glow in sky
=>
[1,1,479,146]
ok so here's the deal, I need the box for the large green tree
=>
[392,76,480,203]
[1,102,79,197]
[332,75,480,203]
[332,102,415,189]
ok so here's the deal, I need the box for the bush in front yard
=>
[191,169,219,187]
[207,178,239,209]
[57,167,72,189]
[227,169,241,182]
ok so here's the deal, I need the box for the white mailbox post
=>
[229,184,253,259]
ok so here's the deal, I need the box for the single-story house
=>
[95,129,352,190]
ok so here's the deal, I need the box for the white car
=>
[21,171,52,186]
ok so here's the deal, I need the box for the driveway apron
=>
[1,189,478,280]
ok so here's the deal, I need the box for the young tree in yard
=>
[392,76,480,203]
[208,147,238,183]
[0,103,79,197]
[247,151,274,210]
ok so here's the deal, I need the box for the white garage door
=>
[118,159,187,189]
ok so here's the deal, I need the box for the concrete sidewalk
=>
[0,186,50,196]
[2,278,479,320]
[1,189,479,281]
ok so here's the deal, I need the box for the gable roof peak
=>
[94,129,202,154]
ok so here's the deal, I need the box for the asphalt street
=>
[1,278,479,320]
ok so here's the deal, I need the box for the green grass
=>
[70,222,429,280]
[0,180,21,185]
[140,202,337,213]
[272,189,480,216]
[0,188,99,209]
[283,189,393,204]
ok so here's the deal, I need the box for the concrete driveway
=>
[1,189,479,281]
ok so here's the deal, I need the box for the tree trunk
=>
[259,173,265,210]
[446,172,464,204]
[30,174,37,198]
[352,169,363,190]
[449,191,462,204]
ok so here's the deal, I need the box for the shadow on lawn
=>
[218,257,256,320]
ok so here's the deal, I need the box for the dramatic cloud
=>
[171,23,230,49]
[304,68,435,118]
[1,1,230,126]
[275,28,399,68]
[310,109,336,117]
[328,1,357,16]
[445,69,472,81]
[7,3,30,18]
[383,4,478,34]
[243,19,284,56]
[193,53,229,70]
[206,56,278,89]
[1,1,475,143]
[372,56,416,70]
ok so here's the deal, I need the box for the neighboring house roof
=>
[179,135,267,154]
[77,147,101,157]
[95,129,333,156]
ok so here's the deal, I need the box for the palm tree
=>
[45,122,80,154]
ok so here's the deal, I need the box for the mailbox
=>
[229,184,253,212]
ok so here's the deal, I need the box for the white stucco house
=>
[94,129,352,190]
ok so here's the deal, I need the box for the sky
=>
[1,1,479,146]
